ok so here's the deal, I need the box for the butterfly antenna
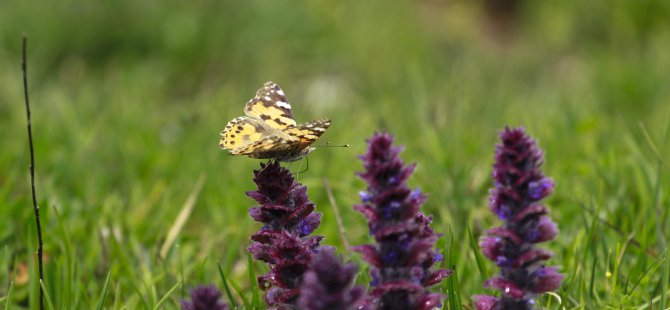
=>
[315,141,350,148]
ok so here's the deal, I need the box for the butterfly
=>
[219,81,331,162]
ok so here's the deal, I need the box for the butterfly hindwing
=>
[244,81,297,130]
[230,135,301,158]
[282,118,331,148]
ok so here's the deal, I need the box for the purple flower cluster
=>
[298,248,366,310]
[180,285,229,310]
[246,161,324,308]
[353,132,452,310]
[231,128,564,309]
[474,127,563,310]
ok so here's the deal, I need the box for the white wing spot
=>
[276,101,291,109]
[264,96,271,100]
[277,89,285,96]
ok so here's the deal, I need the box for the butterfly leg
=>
[292,161,306,181]
[296,157,309,174]
[292,157,307,181]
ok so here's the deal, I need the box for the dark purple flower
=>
[298,248,366,310]
[353,132,452,310]
[180,285,229,310]
[246,162,324,308]
[529,266,563,293]
[475,127,564,309]
[246,161,322,236]
[473,294,499,310]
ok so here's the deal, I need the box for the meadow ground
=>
[1,1,670,309]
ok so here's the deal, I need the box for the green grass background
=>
[1,0,670,308]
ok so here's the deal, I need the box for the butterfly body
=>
[220,82,331,162]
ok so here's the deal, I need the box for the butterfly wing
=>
[283,118,331,149]
[229,135,303,159]
[244,81,297,130]
[219,116,277,152]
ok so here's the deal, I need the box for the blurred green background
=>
[1,0,670,308]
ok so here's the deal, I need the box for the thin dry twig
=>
[22,34,44,310]
[322,179,350,250]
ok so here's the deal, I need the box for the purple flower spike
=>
[246,162,324,308]
[180,285,229,310]
[474,127,564,309]
[353,132,452,310]
[298,248,366,310]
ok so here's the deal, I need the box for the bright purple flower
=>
[475,127,564,309]
[360,191,374,203]
[180,285,229,310]
[246,162,324,308]
[353,132,452,310]
[298,248,366,310]
[528,178,555,200]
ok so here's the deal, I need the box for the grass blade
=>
[159,175,206,259]
[38,280,55,310]
[248,253,261,307]
[152,280,182,310]
[3,281,14,310]
[95,271,111,310]
[227,276,251,309]
[466,224,487,279]
[217,262,237,308]
[445,226,462,310]
[661,249,669,310]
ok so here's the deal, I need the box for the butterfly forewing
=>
[219,116,277,150]
[244,81,297,130]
